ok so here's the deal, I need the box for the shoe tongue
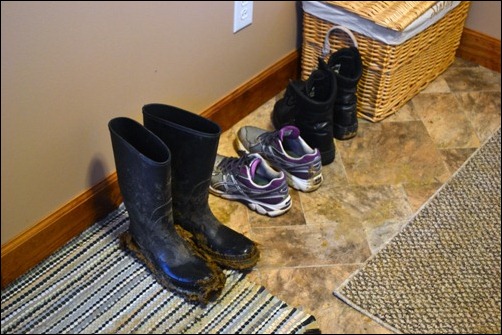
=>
[248,156,261,178]
[279,125,300,141]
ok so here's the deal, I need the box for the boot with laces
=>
[327,47,362,140]
[271,59,336,165]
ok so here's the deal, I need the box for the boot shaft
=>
[289,64,337,118]
[108,117,172,227]
[327,47,362,134]
[327,47,362,87]
[142,104,221,209]
[275,61,337,164]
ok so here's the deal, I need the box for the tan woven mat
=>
[335,128,501,334]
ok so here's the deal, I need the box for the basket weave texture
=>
[325,1,437,31]
[302,1,471,122]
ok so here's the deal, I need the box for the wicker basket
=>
[301,1,471,122]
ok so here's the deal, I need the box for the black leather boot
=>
[143,104,260,270]
[272,59,337,165]
[108,117,225,303]
[327,47,362,140]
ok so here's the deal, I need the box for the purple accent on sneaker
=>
[210,152,292,216]
[279,125,301,141]
[249,157,260,178]
[236,125,323,192]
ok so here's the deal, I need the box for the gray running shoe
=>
[236,125,323,192]
[210,152,292,217]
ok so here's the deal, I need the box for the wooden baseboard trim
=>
[1,50,300,289]
[202,50,300,131]
[1,173,123,288]
[457,27,501,73]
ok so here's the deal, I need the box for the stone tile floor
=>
[208,58,501,334]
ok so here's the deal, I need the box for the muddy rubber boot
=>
[143,104,260,271]
[327,47,362,140]
[108,117,225,304]
[272,59,337,165]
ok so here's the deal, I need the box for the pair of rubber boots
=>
[108,104,259,304]
[272,47,362,165]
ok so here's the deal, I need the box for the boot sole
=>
[120,231,226,304]
[176,225,261,271]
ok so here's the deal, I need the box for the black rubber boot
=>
[327,47,362,140]
[272,59,337,165]
[143,104,260,271]
[108,117,225,304]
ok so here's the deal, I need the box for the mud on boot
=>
[143,104,260,271]
[109,117,225,304]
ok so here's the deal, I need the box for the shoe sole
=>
[286,171,323,192]
[210,186,292,217]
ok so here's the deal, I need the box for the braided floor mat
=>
[1,205,318,334]
[335,128,501,334]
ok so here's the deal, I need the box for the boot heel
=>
[333,122,358,140]
[320,147,335,165]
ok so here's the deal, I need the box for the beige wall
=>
[465,1,501,39]
[1,1,298,244]
[2,1,501,246]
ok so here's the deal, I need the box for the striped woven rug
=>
[1,205,318,334]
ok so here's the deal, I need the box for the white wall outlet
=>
[233,1,253,33]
